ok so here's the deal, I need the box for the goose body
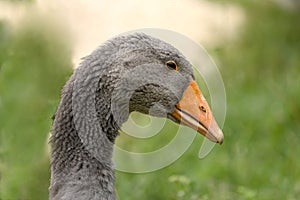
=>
[49,33,223,200]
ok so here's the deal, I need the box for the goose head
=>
[103,33,224,144]
[50,32,224,200]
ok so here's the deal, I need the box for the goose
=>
[49,33,224,200]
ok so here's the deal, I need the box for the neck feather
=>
[49,55,123,200]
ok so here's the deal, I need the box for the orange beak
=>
[171,80,224,144]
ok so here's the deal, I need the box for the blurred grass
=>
[0,16,73,199]
[0,1,300,200]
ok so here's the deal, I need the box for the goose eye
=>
[165,61,178,71]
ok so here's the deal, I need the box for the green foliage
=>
[0,17,72,199]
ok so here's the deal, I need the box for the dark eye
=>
[165,61,178,71]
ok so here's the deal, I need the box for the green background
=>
[0,1,299,199]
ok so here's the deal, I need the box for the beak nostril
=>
[200,105,206,113]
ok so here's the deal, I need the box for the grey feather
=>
[49,33,194,200]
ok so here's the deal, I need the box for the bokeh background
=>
[0,0,299,199]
